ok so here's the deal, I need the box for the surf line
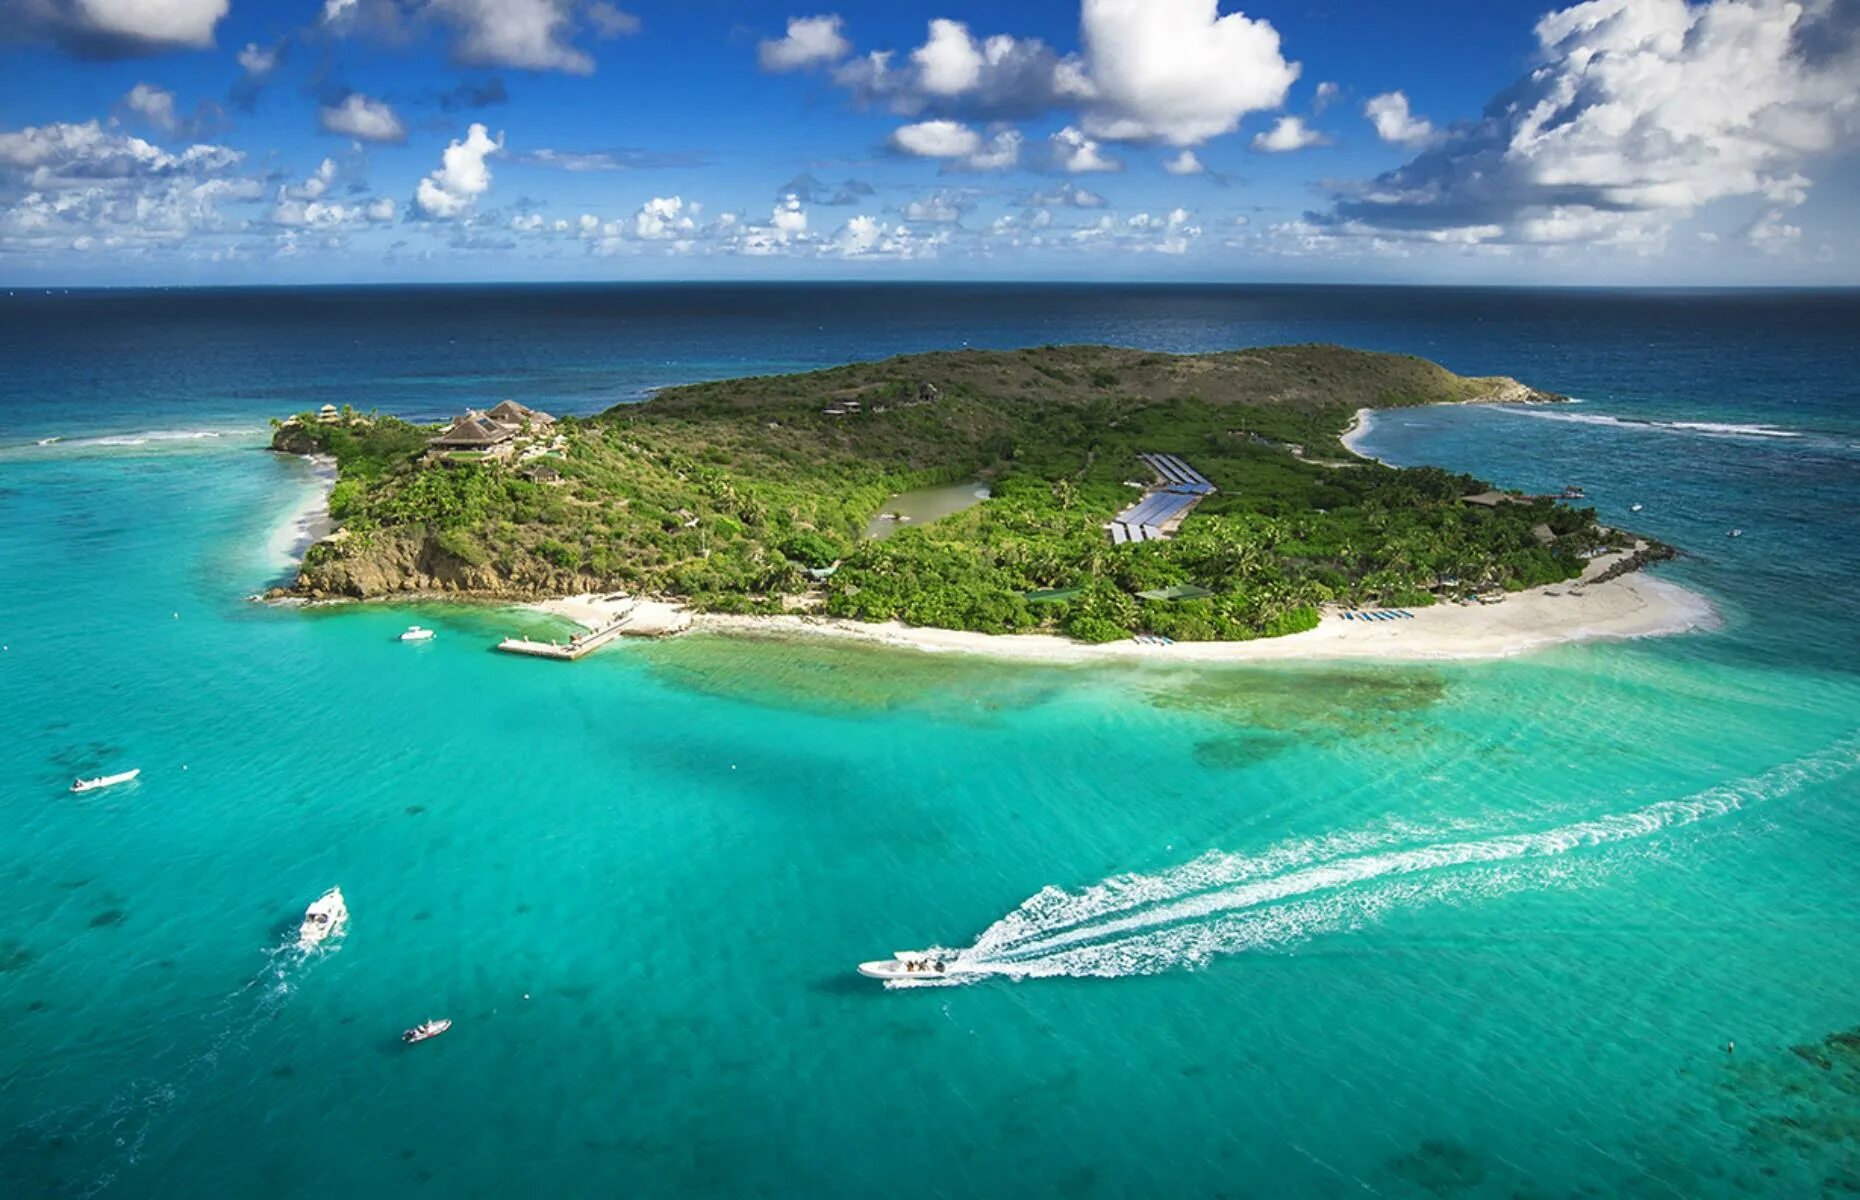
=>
[927,737,1860,984]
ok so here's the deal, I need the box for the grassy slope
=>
[288,344,1613,642]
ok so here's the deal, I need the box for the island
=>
[268,344,1690,652]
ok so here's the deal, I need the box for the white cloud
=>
[8,0,229,55]
[912,18,986,95]
[1745,207,1802,249]
[1079,0,1299,145]
[414,122,502,219]
[791,1,1295,147]
[0,120,242,188]
[889,119,980,158]
[1022,180,1106,208]
[632,194,696,239]
[758,14,850,71]
[1313,80,1340,112]
[319,94,406,144]
[123,84,181,135]
[1363,91,1434,146]
[518,148,619,171]
[829,213,884,255]
[1162,149,1205,175]
[585,2,638,38]
[770,193,807,239]
[962,128,1022,171]
[830,20,1087,122]
[429,0,592,72]
[824,213,943,259]
[272,192,398,229]
[1328,0,1860,247]
[1051,125,1121,172]
[288,157,339,201]
[0,150,261,255]
[901,190,970,223]
[1251,115,1328,153]
[322,0,608,73]
[238,41,280,76]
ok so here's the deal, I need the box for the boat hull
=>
[71,769,139,793]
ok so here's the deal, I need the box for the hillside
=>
[275,343,1613,643]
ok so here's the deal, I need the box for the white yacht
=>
[402,1018,452,1045]
[71,768,139,793]
[399,625,435,642]
[299,887,348,948]
[858,951,956,982]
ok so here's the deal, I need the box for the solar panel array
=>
[1109,454,1215,544]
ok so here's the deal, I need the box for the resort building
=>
[317,404,340,424]
[427,400,557,463]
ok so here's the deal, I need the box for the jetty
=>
[1109,453,1216,544]
[496,608,634,661]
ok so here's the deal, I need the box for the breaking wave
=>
[1494,407,1814,442]
[5,428,263,457]
[906,738,1860,988]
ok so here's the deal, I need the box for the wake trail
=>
[915,738,1860,986]
[9,935,337,1197]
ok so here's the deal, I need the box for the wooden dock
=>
[496,612,632,661]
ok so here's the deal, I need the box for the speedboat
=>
[402,1018,452,1044]
[71,768,139,793]
[399,625,435,642]
[858,950,956,982]
[1728,528,1743,538]
[299,887,348,948]
[1629,503,1644,513]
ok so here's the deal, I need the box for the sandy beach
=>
[1340,407,1382,462]
[530,544,1716,666]
[267,452,337,568]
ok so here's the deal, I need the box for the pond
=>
[864,479,991,540]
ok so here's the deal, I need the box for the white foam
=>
[948,738,1860,983]
[1494,407,1810,442]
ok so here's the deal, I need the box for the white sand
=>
[533,542,1714,666]
[268,453,337,568]
[527,593,691,636]
[1340,407,1382,463]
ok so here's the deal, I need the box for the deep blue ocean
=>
[2,284,1859,1198]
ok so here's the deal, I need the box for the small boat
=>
[1629,503,1644,513]
[399,625,435,642]
[71,769,140,793]
[401,1018,452,1044]
[1728,528,1742,538]
[858,950,956,982]
[299,887,348,948]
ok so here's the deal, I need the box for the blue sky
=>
[1,0,1855,285]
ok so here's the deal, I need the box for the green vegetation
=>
[278,344,1621,643]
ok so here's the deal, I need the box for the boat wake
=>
[920,739,1860,986]
[7,933,335,1197]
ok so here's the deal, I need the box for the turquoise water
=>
[4,286,1860,1198]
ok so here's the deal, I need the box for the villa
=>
[427,400,557,463]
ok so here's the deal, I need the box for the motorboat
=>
[399,625,435,642]
[299,887,348,948]
[1728,528,1743,538]
[1629,503,1643,513]
[71,768,139,793]
[858,950,956,982]
[401,1018,452,1044]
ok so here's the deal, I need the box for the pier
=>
[496,610,634,661]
